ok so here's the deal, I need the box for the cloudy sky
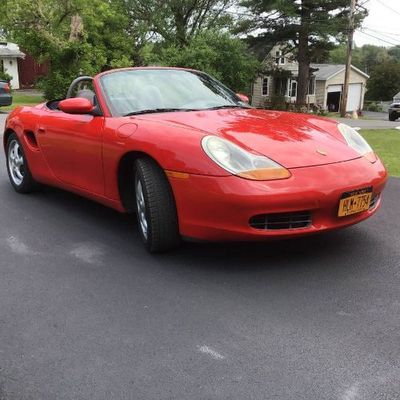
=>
[354,0,400,47]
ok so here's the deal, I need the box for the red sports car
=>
[3,67,388,252]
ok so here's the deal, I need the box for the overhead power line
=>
[363,27,400,45]
[357,28,400,46]
[375,0,400,17]
[364,27,400,38]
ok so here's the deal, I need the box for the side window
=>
[262,77,269,96]
[69,79,96,106]
[275,51,285,65]
[71,80,94,97]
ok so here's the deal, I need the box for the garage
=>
[313,64,369,113]
[326,83,363,113]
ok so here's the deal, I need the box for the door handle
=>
[37,127,46,134]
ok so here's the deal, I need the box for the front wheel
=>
[6,133,39,193]
[389,112,398,121]
[134,158,180,253]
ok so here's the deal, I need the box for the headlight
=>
[337,123,376,163]
[201,135,291,180]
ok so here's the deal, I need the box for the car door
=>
[37,107,105,195]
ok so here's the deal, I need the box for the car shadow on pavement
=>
[167,228,376,273]
[1,181,380,278]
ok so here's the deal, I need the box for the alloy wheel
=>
[8,140,25,186]
[136,179,148,240]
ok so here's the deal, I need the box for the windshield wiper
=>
[124,108,196,116]
[204,105,251,111]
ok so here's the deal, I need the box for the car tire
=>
[389,112,397,121]
[134,158,180,253]
[6,133,40,193]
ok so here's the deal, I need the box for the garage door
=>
[346,83,362,112]
[327,85,342,93]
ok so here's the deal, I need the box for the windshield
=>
[99,69,248,116]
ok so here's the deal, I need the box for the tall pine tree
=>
[237,0,366,107]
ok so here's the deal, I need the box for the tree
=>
[124,0,233,49]
[328,44,390,75]
[1,0,132,98]
[329,44,391,75]
[366,62,400,101]
[141,30,259,93]
[388,46,400,64]
[236,0,366,107]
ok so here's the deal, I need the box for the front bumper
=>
[168,157,388,241]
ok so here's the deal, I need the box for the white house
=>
[252,45,369,112]
[0,41,25,89]
[394,92,400,102]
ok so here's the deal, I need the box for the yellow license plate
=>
[338,187,373,217]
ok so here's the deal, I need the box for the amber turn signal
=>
[165,170,190,179]
[237,168,291,181]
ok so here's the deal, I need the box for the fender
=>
[101,117,231,201]
[4,105,60,185]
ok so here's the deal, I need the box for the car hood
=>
[136,108,360,169]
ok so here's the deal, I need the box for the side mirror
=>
[59,98,94,114]
[236,93,249,103]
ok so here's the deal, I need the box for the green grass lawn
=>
[3,92,45,111]
[361,129,400,177]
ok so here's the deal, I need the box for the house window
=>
[262,77,269,96]
[275,51,285,65]
[290,80,297,97]
[308,77,315,95]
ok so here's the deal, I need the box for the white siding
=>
[2,57,20,89]
[315,80,326,107]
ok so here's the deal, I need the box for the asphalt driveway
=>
[1,113,400,400]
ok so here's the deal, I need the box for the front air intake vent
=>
[249,211,312,230]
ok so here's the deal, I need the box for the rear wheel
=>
[134,158,180,253]
[6,133,39,193]
[389,112,398,121]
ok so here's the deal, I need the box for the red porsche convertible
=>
[3,67,387,252]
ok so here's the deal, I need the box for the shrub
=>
[364,101,383,112]
[0,71,12,83]
[264,94,287,111]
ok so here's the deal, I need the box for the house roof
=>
[0,46,25,59]
[394,92,400,99]
[311,63,369,81]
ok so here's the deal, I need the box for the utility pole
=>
[340,0,357,117]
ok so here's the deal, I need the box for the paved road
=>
[1,113,400,400]
[335,117,400,130]
[362,111,389,120]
